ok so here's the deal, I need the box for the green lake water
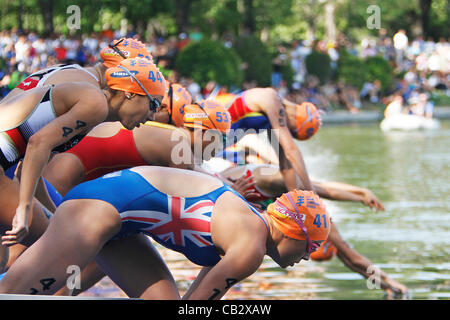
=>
[83,120,449,300]
[290,120,450,300]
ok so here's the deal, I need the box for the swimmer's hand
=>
[384,278,409,299]
[318,109,326,128]
[361,189,385,212]
[1,205,30,246]
[230,174,259,200]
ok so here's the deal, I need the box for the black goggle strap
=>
[108,39,127,59]
[168,83,174,125]
[195,102,219,131]
[118,65,161,112]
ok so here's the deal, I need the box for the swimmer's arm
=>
[13,160,56,213]
[335,239,407,294]
[264,102,313,191]
[193,166,235,186]
[5,93,107,245]
[182,267,213,300]
[312,181,362,203]
[35,176,57,212]
[329,224,408,295]
[314,181,385,211]
[276,143,304,191]
[186,246,264,300]
[281,98,297,108]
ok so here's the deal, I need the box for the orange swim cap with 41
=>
[267,190,330,250]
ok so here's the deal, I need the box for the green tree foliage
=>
[189,0,240,37]
[337,49,393,92]
[175,39,244,88]
[0,0,447,41]
[305,50,332,84]
[428,0,450,38]
[233,34,272,86]
[364,56,393,92]
[336,49,366,90]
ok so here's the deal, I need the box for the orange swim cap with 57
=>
[267,190,330,242]
[100,38,153,68]
[296,102,321,140]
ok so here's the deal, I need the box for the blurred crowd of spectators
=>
[1,27,449,116]
[278,29,449,114]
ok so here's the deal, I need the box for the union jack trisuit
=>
[62,169,268,267]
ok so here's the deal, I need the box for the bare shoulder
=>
[212,191,268,254]
[136,123,190,160]
[59,82,106,102]
[54,82,108,118]
[246,87,280,112]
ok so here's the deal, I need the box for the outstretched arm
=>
[313,181,385,211]
[329,222,408,296]
[260,89,313,191]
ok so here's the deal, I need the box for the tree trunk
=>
[419,0,432,37]
[306,0,317,41]
[17,0,24,31]
[243,0,255,34]
[39,0,54,36]
[324,1,336,44]
[175,0,193,35]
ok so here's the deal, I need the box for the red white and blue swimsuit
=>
[0,85,85,171]
[62,169,268,267]
[228,92,272,132]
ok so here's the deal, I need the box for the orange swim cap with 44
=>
[105,57,166,97]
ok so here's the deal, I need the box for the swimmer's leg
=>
[95,233,180,299]
[54,261,106,296]
[0,244,8,273]
[0,199,121,295]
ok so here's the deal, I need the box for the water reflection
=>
[80,121,450,300]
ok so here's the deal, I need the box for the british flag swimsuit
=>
[62,169,267,267]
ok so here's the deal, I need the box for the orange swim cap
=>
[105,58,166,98]
[162,83,192,127]
[183,100,231,134]
[295,102,321,140]
[267,190,330,252]
[310,240,337,261]
[100,38,153,68]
